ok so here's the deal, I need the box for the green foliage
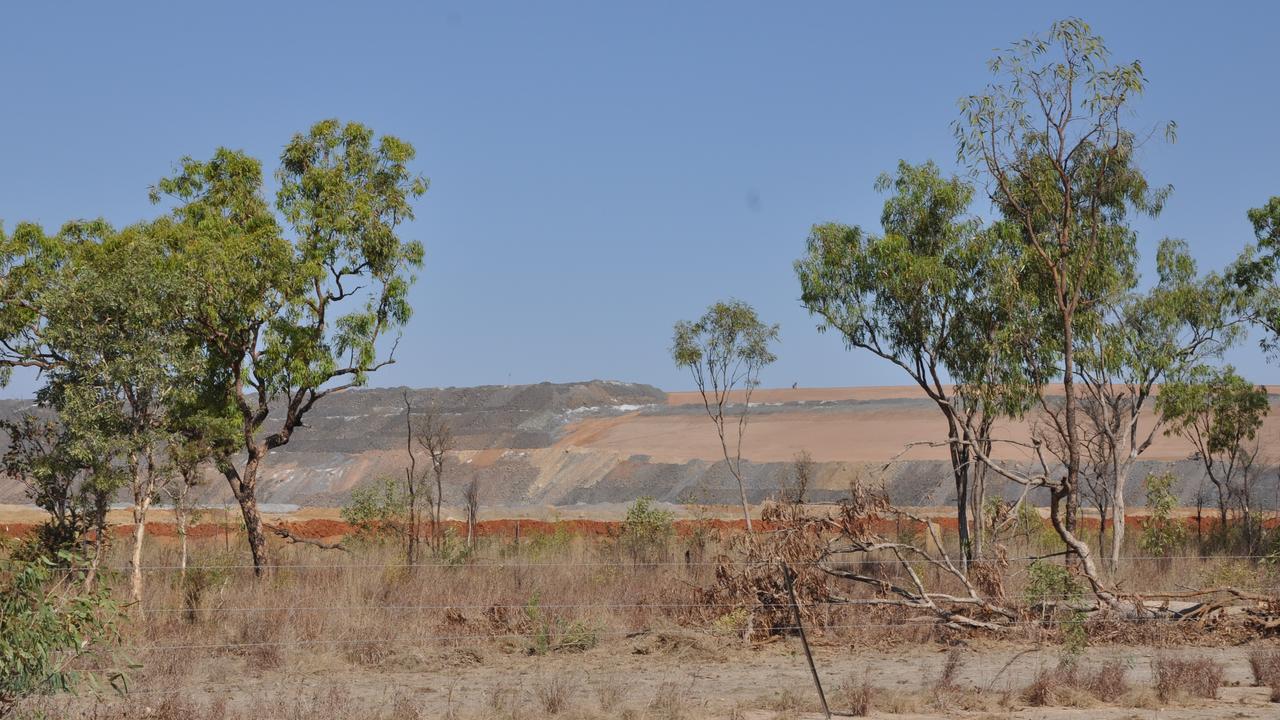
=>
[1024,559,1088,653]
[1232,197,1280,355]
[0,552,124,714]
[150,119,428,569]
[1160,366,1268,458]
[1139,472,1186,557]
[1159,366,1269,524]
[671,299,778,373]
[340,477,407,542]
[794,160,1041,563]
[795,161,1038,416]
[618,497,674,563]
[0,417,105,560]
[1024,560,1084,608]
[956,19,1172,543]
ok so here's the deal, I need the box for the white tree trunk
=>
[1110,454,1136,569]
[129,494,152,605]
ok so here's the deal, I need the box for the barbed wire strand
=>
[110,553,1280,572]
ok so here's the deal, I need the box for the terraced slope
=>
[2,381,1279,509]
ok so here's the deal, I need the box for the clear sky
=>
[2,2,1277,397]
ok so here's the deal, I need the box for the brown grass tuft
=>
[533,674,577,715]
[838,673,874,717]
[1248,648,1280,686]
[1082,660,1130,702]
[647,681,689,720]
[1153,655,1224,701]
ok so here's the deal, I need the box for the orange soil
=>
[569,386,1280,464]
[6,514,1269,543]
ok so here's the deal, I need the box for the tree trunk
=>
[1110,458,1132,569]
[175,486,189,583]
[433,471,444,556]
[1216,487,1229,532]
[465,483,477,549]
[227,454,270,577]
[129,494,152,605]
[83,493,110,592]
[953,461,971,568]
[1048,486,1120,610]
[732,468,754,534]
[1061,311,1081,552]
[406,480,418,564]
[403,393,418,564]
[971,463,986,560]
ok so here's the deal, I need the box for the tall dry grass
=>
[10,512,1280,718]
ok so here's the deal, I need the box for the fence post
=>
[782,561,831,719]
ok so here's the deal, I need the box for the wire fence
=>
[108,552,1280,572]
[120,613,1247,654]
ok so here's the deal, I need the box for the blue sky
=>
[2,2,1277,397]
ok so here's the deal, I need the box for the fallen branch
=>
[267,523,349,552]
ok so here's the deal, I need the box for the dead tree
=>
[816,481,1016,631]
[415,406,455,556]
[401,391,427,564]
[779,449,814,505]
[463,478,480,549]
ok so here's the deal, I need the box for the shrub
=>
[647,681,688,720]
[1024,561,1087,654]
[1153,656,1223,701]
[340,477,408,543]
[0,552,124,716]
[1139,472,1186,559]
[1083,660,1130,702]
[619,497,674,563]
[1248,649,1280,686]
[1021,668,1060,707]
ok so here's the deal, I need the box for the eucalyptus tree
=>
[1,219,184,599]
[35,221,200,604]
[1075,239,1239,568]
[0,220,76,382]
[1233,197,1280,353]
[152,120,427,576]
[0,416,94,558]
[956,18,1169,578]
[671,300,778,534]
[795,161,1036,565]
[1158,366,1269,534]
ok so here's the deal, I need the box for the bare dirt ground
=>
[72,637,1279,719]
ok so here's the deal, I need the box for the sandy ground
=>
[562,385,1280,465]
[82,637,1280,719]
[565,408,1220,464]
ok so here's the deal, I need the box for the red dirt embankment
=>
[0,517,756,542]
[6,514,1269,544]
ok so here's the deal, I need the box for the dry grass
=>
[533,674,577,715]
[836,672,874,716]
[1082,660,1131,702]
[646,681,690,720]
[594,682,626,712]
[1250,649,1280,703]
[1153,655,1225,701]
[10,518,1280,718]
[1018,658,1148,708]
[1249,648,1280,685]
